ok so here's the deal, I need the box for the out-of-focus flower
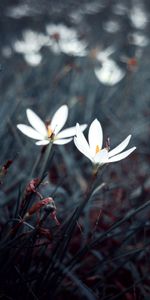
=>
[91,46,125,86]
[74,119,136,166]
[94,59,125,86]
[14,30,48,54]
[46,23,87,57]
[129,5,148,29]
[103,20,120,33]
[17,105,87,145]
[24,52,42,66]
[95,46,115,62]
[128,32,149,47]
[13,30,49,66]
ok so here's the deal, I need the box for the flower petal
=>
[108,135,131,158]
[53,138,72,145]
[51,105,68,135]
[17,124,44,140]
[94,149,109,164]
[26,109,47,137]
[108,147,136,162]
[88,119,103,156]
[35,140,49,145]
[75,123,93,157]
[74,137,93,162]
[57,124,87,139]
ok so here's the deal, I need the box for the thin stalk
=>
[30,151,42,178]
[39,142,52,178]
[66,199,150,270]
[38,174,104,293]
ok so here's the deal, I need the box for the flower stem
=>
[30,152,41,178]
[39,142,53,178]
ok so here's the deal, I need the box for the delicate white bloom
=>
[74,119,136,166]
[17,105,87,145]
[46,23,87,57]
[94,59,125,86]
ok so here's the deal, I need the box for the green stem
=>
[39,142,53,178]
[30,152,41,178]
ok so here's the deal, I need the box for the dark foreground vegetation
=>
[0,0,150,299]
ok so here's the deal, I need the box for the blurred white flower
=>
[129,32,149,47]
[74,119,136,166]
[95,46,115,62]
[130,5,148,29]
[46,23,87,57]
[14,30,48,54]
[24,52,42,66]
[6,4,34,18]
[94,59,125,86]
[17,105,87,145]
[103,20,120,33]
[13,30,49,66]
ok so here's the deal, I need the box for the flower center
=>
[47,126,53,138]
[51,32,60,41]
[95,145,101,154]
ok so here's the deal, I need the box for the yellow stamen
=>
[47,126,53,138]
[96,145,100,154]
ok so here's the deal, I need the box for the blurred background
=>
[0,1,150,299]
[0,0,149,204]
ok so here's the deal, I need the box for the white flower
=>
[24,52,42,66]
[46,23,87,57]
[94,46,115,62]
[74,119,136,166]
[14,30,49,54]
[129,32,149,47]
[129,5,148,29]
[13,30,49,66]
[94,59,125,86]
[17,105,87,145]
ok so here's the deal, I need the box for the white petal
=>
[74,137,93,162]
[108,135,131,158]
[108,147,136,162]
[51,105,68,135]
[94,149,109,164]
[26,109,47,137]
[53,138,72,145]
[75,123,93,158]
[57,124,87,139]
[17,124,44,140]
[35,140,50,145]
[88,119,103,156]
